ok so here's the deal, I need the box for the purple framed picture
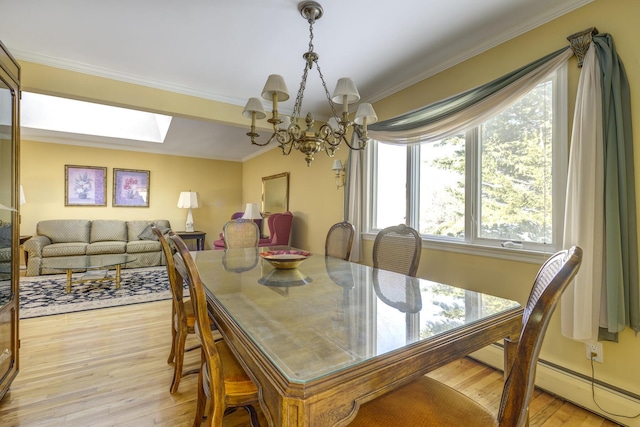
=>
[113,168,150,207]
[65,165,107,206]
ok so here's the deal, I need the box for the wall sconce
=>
[331,159,346,189]
[177,191,200,232]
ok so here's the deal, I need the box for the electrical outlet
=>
[585,342,603,363]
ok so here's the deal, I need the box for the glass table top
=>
[193,247,521,384]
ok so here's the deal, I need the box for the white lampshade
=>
[19,185,26,205]
[177,191,199,209]
[242,203,262,220]
[354,103,378,125]
[331,78,360,104]
[243,97,267,119]
[331,159,344,172]
[261,74,290,102]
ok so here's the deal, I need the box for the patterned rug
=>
[19,266,181,319]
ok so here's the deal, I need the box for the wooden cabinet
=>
[0,39,20,402]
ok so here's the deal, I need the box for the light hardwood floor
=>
[0,300,620,426]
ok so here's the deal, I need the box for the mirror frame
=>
[262,172,289,215]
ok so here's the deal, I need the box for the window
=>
[369,68,567,255]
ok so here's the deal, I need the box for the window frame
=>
[365,65,568,264]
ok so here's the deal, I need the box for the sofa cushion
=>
[126,239,162,254]
[86,241,126,255]
[42,242,88,257]
[37,219,91,243]
[91,220,127,243]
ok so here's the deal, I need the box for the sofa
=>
[24,219,171,276]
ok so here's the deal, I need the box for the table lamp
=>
[177,191,199,232]
[242,203,261,220]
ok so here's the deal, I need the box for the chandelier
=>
[242,1,378,166]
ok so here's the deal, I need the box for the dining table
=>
[192,246,523,427]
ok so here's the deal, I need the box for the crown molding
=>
[12,48,248,107]
[364,0,593,105]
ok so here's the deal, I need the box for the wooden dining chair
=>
[222,219,260,249]
[325,221,356,261]
[349,246,583,427]
[169,234,261,427]
[152,225,200,393]
[372,224,422,277]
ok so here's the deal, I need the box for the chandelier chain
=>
[293,19,340,122]
[315,60,341,121]
[308,20,315,54]
[292,58,309,120]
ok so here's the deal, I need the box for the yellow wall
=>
[20,140,243,249]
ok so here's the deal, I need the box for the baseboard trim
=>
[470,345,640,426]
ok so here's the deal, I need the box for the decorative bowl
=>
[260,250,311,269]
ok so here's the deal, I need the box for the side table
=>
[175,231,206,251]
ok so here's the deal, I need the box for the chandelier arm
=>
[342,128,368,151]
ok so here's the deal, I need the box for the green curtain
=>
[368,47,571,133]
[594,34,639,340]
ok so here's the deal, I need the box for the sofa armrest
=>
[24,235,52,259]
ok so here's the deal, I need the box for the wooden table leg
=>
[116,264,121,289]
[66,269,72,293]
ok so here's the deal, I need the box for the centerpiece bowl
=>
[260,249,311,270]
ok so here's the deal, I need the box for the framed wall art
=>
[113,168,150,207]
[65,165,107,206]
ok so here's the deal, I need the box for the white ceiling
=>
[0,0,591,162]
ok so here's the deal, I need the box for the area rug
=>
[19,266,183,319]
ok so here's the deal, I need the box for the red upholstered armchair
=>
[258,212,293,247]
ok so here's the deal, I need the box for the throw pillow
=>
[138,224,170,241]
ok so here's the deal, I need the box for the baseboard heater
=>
[470,344,640,427]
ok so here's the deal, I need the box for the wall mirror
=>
[262,172,289,215]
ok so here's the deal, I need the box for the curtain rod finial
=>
[567,27,599,67]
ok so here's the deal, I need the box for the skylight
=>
[21,92,172,143]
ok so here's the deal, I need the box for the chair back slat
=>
[151,225,184,314]
[497,246,583,427]
[168,234,227,417]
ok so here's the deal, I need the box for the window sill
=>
[362,233,554,265]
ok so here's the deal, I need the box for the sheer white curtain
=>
[561,45,604,341]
